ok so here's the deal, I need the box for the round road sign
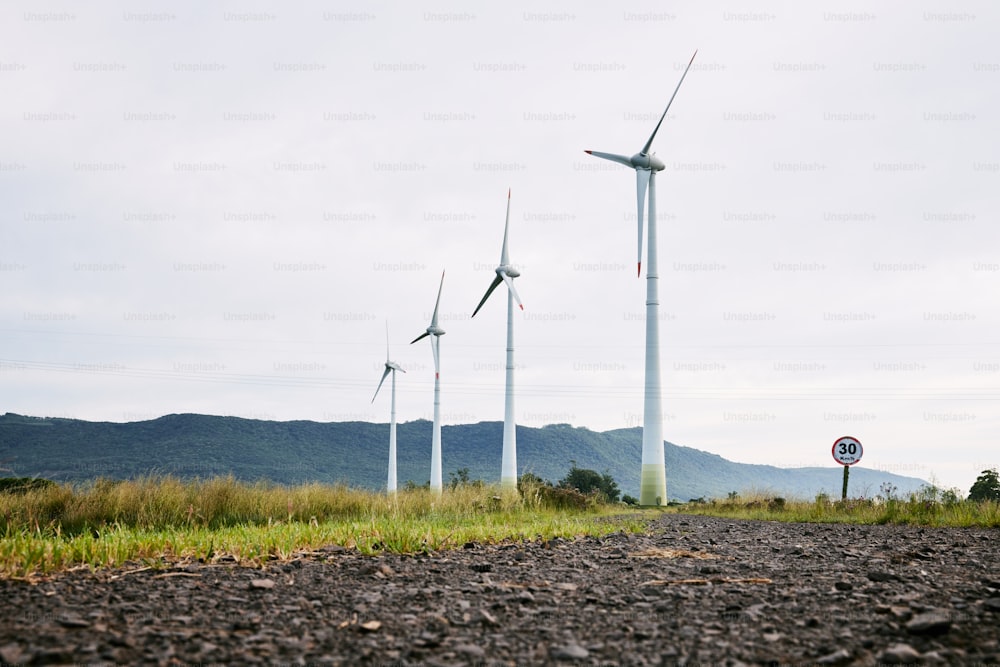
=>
[832,436,863,466]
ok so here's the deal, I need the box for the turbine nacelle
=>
[498,265,520,279]
[426,325,445,337]
[631,153,665,172]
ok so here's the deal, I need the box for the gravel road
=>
[1,513,998,666]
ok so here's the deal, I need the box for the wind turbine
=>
[372,322,405,494]
[410,270,446,494]
[472,189,523,491]
[585,50,697,506]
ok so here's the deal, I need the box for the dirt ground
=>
[1,513,998,665]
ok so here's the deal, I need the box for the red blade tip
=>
[637,262,642,277]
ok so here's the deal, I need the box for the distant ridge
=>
[0,413,928,501]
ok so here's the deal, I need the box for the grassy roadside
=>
[0,477,649,579]
[5,477,997,579]
[670,490,1000,528]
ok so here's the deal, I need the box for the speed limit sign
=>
[832,436,863,466]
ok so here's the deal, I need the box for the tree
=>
[968,468,1000,502]
[597,471,621,503]
[559,464,621,503]
[447,468,483,490]
[940,487,963,505]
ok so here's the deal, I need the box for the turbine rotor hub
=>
[498,265,520,279]
[631,152,665,172]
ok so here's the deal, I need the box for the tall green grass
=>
[2,476,384,534]
[675,489,1000,527]
[0,476,647,578]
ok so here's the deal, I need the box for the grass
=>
[673,488,1000,528]
[6,477,996,579]
[0,476,649,579]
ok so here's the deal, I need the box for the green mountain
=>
[0,412,927,501]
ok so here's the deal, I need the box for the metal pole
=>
[841,465,849,501]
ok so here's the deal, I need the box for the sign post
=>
[832,436,863,500]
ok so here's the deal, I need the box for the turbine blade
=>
[372,367,391,403]
[431,336,440,377]
[501,272,524,310]
[500,189,512,266]
[636,169,651,276]
[584,150,633,167]
[640,49,698,156]
[430,270,445,327]
[472,275,504,318]
[410,331,429,345]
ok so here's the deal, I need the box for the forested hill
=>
[0,413,928,501]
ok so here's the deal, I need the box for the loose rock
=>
[0,643,23,665]
[906,611,952,636]
[879,642,922,664]
[56,614,90,629]
[815,648,852,665]
[454,643,486,657]
[358,620,381,633]
[550,643,589,660]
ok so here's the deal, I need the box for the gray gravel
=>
[1,513,998,665]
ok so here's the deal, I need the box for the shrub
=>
[0,477,57,494]
[558,464,621,503]
[537,485,589,510]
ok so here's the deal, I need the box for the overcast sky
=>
[1,0,997,494]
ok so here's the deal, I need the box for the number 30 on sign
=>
[832,436,863,466]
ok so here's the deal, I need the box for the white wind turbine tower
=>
[371,323,405,494]
[471,189,524,491]
[585,50,697,506]
[410,271,446,494]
